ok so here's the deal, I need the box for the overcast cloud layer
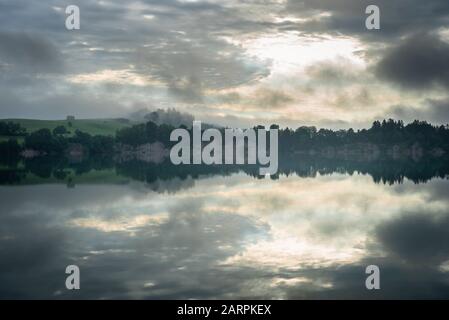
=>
[1,0,449,128]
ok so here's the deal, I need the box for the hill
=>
[0,118,134,137]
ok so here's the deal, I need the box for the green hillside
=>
[0,118,134,137]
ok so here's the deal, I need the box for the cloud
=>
[305,60,361,85]
[376,33,449,90]
[0,0,274,119]
[213,88,294,111]
[388,98,449,124]
[0,31,64,73]
[0,88,129,119]
[133,38,270,102]
[255,88,294,108]
[0,0,448,126]
[287,0,449,40]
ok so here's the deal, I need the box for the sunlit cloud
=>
[240,33,366,76]
[67,69,162,87]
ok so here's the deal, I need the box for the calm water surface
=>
[1,168,449,299]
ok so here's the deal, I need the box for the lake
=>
[1,159,449,299]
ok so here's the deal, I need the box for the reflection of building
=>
[66,115,75,121]
[65,143,85,163]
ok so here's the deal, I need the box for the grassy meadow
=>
[0,118,134,140]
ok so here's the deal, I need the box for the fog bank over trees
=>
[129,108,194,128]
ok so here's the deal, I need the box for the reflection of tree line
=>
[276,155,449,184]
[1,153,448,188]
[0,156,115,186]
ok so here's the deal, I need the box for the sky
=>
[0,0,449,128]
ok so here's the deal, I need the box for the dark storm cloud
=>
[287,0,449,40]
[376,33,449,90]
[0,31,64,73]
[389,98,449,124]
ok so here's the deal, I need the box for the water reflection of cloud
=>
[1,174,449,298]
[210,175,426,269]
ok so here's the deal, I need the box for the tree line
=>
[1,119,448,162]
[277,119,449,153]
